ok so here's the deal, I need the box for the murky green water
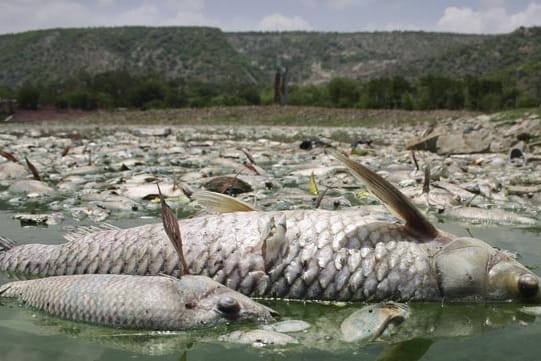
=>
[1,204,541,360]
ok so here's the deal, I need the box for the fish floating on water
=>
[0,274,276,330]
[0,151,539,303]
[0,185,276,330]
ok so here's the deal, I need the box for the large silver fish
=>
[0,274,276,330]
[1,151,539,302]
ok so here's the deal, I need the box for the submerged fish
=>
[341,302,410,342]
[0,151,540,303]
[0,274,276,330]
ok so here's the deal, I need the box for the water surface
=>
[1,208,540,361]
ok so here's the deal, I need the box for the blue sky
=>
[1,0,541,35]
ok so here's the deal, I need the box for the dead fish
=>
[0,151,540,303]
[0,185,276,330]
[0,274,276,330]
[436,207,537,226]
[219,329,298,347]
[340,302,410,342]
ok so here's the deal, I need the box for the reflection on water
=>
[1,205,541,360]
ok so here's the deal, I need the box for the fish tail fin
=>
[0,235,16,253]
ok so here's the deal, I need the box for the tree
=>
[17,86,40,110]
[128,79,167,108]
[327,77,359,107]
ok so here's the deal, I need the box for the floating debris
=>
[13,213,64,226]
[203,176,253,195]
[341,302,410,342]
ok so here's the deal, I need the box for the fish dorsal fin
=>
[192,191,257,213]
[63,223,121,242]
[158,183,190,276]
[330,149,438,240]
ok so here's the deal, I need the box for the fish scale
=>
[1,209,443,301]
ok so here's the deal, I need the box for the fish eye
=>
[518,274,539,298]
[217,296,240,316]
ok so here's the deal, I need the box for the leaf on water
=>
[25,157,41,181]
[157,183,189,275]
[0,149,18,163]
[309,172,319,195]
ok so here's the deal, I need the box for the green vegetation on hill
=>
[0,26,540,113]
[0,27,259,88]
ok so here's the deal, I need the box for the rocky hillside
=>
[0,27,258,87]
[1,26,540,88]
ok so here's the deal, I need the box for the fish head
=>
[435,237,540,303]
[175,275,277,327]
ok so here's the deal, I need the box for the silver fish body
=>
[0,210,443,301]
[0,274,275,330]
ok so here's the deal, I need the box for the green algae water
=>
[1,206,541,361]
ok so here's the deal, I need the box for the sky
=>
[1,0,541,35]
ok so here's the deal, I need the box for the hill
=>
[0,26,540,94]
[0,27,259,87]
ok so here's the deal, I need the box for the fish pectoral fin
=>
[63,223,121,242]
[260,215,288,270]
[192,191,257,213]
[330,149,439,240]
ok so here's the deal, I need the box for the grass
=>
[490,107,541,123]
[55,106,480,128]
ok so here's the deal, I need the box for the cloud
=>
[0,1,89,33]
[437,3,541,33]
[256,13,312,31]
[0,0,217,34]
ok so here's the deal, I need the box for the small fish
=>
[0,274,276,330]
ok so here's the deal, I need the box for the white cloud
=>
[257,13,312,31]
[0,0,215,34]
[437,3,541,33]
[0,1,90,33]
